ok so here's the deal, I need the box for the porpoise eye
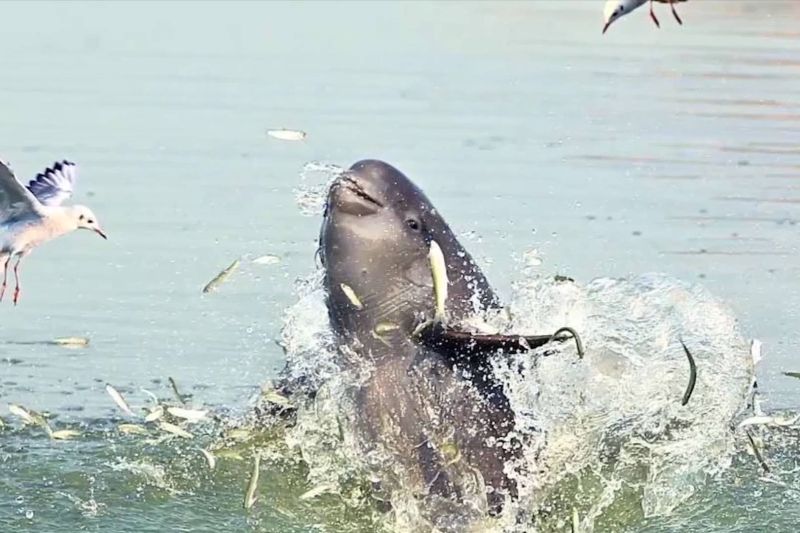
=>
[88,219,94,224]
[406,218,421,231]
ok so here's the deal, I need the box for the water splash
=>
[499,273,754,529]
[106,458,185,496]
[59,487,107,518]
[276,270,754,531]
[293,162,344,217]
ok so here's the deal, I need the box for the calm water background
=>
[0,1,798,531]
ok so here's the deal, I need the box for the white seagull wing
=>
[26,160,78,206]
[0,159,43,224]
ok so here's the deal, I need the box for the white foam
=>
[277,267,754,529]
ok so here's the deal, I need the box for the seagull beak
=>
[602,21,612,34]
[95,228,108,240]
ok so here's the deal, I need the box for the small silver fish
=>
[572,507,581,533]
[372,322,400,347]
[266,129,307,141]
[374,322,400,335]
[200,448,216,470]
[299,483,335,501]
[144,406,164,423]
[739,416,774,428]
[158,422,194,439]
[214,449,245,461]
[105,384,135,417]
[9,404,48,429]
[202,259,241,294]
[244,454,261,509]
[50,429,81,440]
[739,414,800,428]
[8,404,35,424]
[10,404,51,436]
[261,388,292,408]
[340,283,363,310]
[52,336,90,347]
[759,476,790,489]
[225,428,254,442]
[118,423,150,436]
[428,240,448,321]
[167,407,208,423]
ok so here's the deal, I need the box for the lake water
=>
[1,1,799,531]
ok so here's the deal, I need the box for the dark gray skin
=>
[317,160,565,515]
[321,160,498,341]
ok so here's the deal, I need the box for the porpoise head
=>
[319,160,498,349]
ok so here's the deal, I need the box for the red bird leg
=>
[12,255,23,306]
[670,0,683,24]
[650,0,661,28]
[0,256,10,302]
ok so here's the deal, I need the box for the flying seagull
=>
[603,0,687,34]
[0,159,106,305]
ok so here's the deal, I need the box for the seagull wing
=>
[0,159,43,224]
[26,160,77,206]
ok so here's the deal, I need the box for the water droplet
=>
[15,496,23,504]
[522,249,543,267]
[460,230,480,241]
[294,162,344,217]
[25,510,33,520]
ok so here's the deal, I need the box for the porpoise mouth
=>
[329,174,385,216]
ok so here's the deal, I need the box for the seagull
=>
[0,159,107,305]
[603,0,687,34]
